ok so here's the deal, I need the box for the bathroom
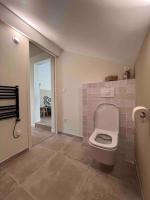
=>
[0,1,150,200]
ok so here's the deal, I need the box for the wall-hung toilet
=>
[89,103,119,166]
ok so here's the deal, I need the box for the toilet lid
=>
[89,129,118,150]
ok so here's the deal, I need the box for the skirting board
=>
[58,131,83,139]
[0,148,29,166]
[135,159,144,200]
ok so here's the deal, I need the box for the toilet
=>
[89,103,119,166]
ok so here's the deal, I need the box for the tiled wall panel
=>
[82,79,136,163]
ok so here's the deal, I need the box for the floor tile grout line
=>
[1,133,141,200]
[5,169,39,200]
[38,138,73,153]
[4,169,20,185]
[88,163,139,192]
[63,150,140,194]
[4,185,36,200]
[70,166,91,200]
[31,132,55,147]
[21,152,73,200]
[21,150,58,185]
[0,170,33,200]
[4,151,59,200]
[3,149,58,187]
[32,136,52,146]
[19,185,38,200]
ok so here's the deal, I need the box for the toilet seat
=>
[89,129,118,150]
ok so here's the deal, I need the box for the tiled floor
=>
[0,133,141,200]
[35,117,51,130]
[31,127,54,146]
[40,117,51,126]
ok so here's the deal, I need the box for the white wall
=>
[35,59,51,110]
[57,51,130,137]
[0,21,29,162]
[37,60,51,90]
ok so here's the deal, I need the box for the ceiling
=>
[1,0,150,64]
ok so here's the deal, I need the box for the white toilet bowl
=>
[89,103,119,166]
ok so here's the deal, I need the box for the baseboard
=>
[58,131,83,139]
[0,148,29,166]
[135,159,144,200]
[35,123,51,131]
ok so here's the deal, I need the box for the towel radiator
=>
[0,85,20,121]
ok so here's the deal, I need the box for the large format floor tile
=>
[0,169,17,200]
[40,134,73,152]
[23,153,88,200]
[73,169,140,200]
[3,146,55,183]
[0,133,141,200]
[32,127,54,146]
[63,140,92,165]
[4,187,33,200]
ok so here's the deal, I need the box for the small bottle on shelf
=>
[123,66,130,80]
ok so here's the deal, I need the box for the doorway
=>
[29,42,55,146]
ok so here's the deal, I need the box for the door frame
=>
[27,41,58,149]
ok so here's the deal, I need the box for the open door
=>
[29,42,56,147]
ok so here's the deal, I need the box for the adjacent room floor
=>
[35,117,51,129]
[0,133,141,200]
[32,116,52,146]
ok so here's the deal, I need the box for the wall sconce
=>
[12,36,20,44]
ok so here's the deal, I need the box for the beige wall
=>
[57,51,128,136]
[0,21,29,162]
[135,31,150,200]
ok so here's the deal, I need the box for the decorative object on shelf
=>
[105,75,118,81]
[123,66,131,80]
